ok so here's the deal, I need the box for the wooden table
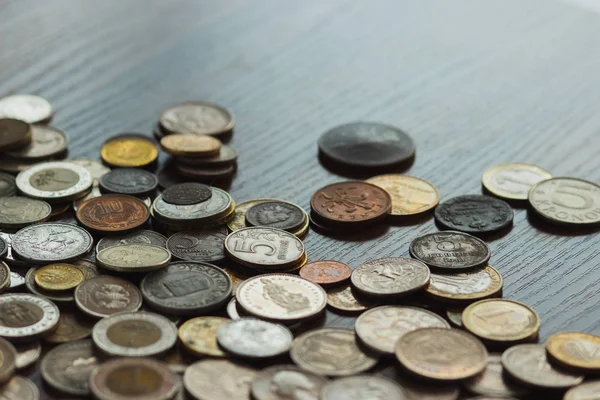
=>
[2,0,599,398]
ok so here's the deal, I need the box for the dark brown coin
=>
[75,275,143,318]
[0,173,16,197]
[99,168,158,196]
[162,182,212,205]
[435,195,514,234]
[166,227,228,264]
[76,194,149,233]
[410,231,491,271]
[175,163,235,181]
[299,260,352,287]
[245,201,306,232]
[0,119,31,152]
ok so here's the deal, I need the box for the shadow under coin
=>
[527,210,600,237]
[318,152,415,179]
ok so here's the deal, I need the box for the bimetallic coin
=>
[44,310,94,343]
[0,376,39,400]
[16,161,92,203]
[462,299,540,344]
[326,285,374,312]
[426,266,503,303]
[6,125,67,160]
[178,317,229,357]
[501,344,583,390]
[75,275,142,318]
[463,354,529,398]
[92,311,177,357]
[96,229,167,253]
[76,194,149,233]
[176,144,237,167]
[482,163,552,201]
[395,328,488,381]
[529,177,600,226]
[0,119,31,152]
[160,101,235,137]
[34,263,84,291]
[0,294,60,342]
[12,223,92,263]
[41,340,97,396]
[300,260,352,287]
[217,318,293,358]
[251,365,328,400]
[435,195,514,234]
[366,175,440,216]
[166,227,228,264]
[546,332,600,373]
[152,187,233,225]
[0,94,52,123]
[96,244,171,272]
[321,375,405,400]
[245,201,306,233]
[356,306,450,355]
[0,173,16,197]
[68,158,110,187]
[410,231,491,271]
[351,257,430,297]
[14,341,41,369]
[564,381,600,400]
[0,338,16,383]
[161,133,221,157]
[99,168,158,196]
[101,135,159,167]
[183,360,256,400]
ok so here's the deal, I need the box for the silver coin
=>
[564,381,600,400]
[251,365,328,400]
[141,261,232,315]
[351,257,430,297]
[96,229,167,253]
[16,161,93,203]
[75,275,143,318]
[0,173,16,197]
[0,197,51,229]
[321,375,406,400]
[216,318,293,358]
[446,309,464,328]
[25,261,99,303]
[96,244,171,273]
[183,360,257,400]
[40,339,97,396]
[463,354,529,397]
[160,101,234,137]
[166,227,228,263]
[426,266,503,303]
[236,274,326,324]
[409,231,491,270]
[355,306,450,354]
[14,341,41,369]
[290,328,378,376]
[6,125,67,160]
[0,94,52,123]
[12,223,93,263]
[0,261,9,292]
[0,233,27,268]
[501,344,583,390]
[68,158,110,187]
[227,298,242,320]
[92,311,177,357]
[0,376,39,400]
[152,187,232,225]
[0,293,60,342]
[326,285,374,313]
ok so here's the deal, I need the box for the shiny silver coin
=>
[0,94,52,123]
[75,275,143,318]
[0,232,27,268]
[95,229,167,253]
[183,360,257,400]
[351,257,430,297]
[0,294,60,342]
[321,375,406,400]
[12,223,92,263]
[92,311,177,357]
[7,271,25,292]
[166,227,228,264]
[446,308,464,328]
[96,244,171,273]
[14,341,41,370]
[16,161,93,203]
[216,318,293,358]
[410,231,491,271]
[6,125,68,160]
[0,376,39,400]
[0,197,51,229]
[251,365,328,400]
[160,101,234,137]
[40,339,97,396]
[25,259,99,303]
[152,187,233,226]
[463,354,529,398]
[0,173,16,197]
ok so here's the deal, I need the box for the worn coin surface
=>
[12,223,92,263]
[77,194,149,233]
[96,229,167,253]
[0,338,16,384]
[529,177,600,226]
[41,339,97,396]
[321,375,406,400]
[351,257,430,297]
[546,331,600,372]
[290,328,378,376]
[300,260,352,287]
[166,227,228,264]
[161,101,235,137]
[152,187,232,225]
[0,261,9,291]
[14,341,41,370]
[564,381,600,400]
[163,182,213,205]
[366,175,440,216]
[6,125,67,160]
[356,306,450,354]
[217,318,293,358]
[0,239,6,261]
[0,294,60,342]
[184,359,256,400]
[141,261,232,315]
[34,263,84,291]
[96,244,171,272]
[16,161,92,203]
[236,274,327,324]
[161,133,221,157]
[99,168,158,196]
[435,195,514,234]
[426,266,503,303]
[0,173,16,197]
[0,119,31,152]
[92,311,177,357]
[463,299,540,344]
[101,135,159,167]
[395,328,488,381]
[482,163,552,201]
[75,275,142,318]
[25,260,98,303]
[245,201,306,232]
[68,158,110,187]
[501,344,583,389]
[177,144,238,167]
[0,376,39,400]
[463,354,529,398]
[44,310,94,343]
[178,317,229,357]
[251,365,328,400]
[0,95,52,123]
[409,231,491,271]
[326,285,373,312]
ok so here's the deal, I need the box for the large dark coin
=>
[162,183,212,205]
[409,231,491,271]
[99,168,158,196]
[0,173,16,197]
[166,227,228,264]
[0,119,31,152]
[434,195,513,234]
[245,201,306,232]
[318,122,415,169]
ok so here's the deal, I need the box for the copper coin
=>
[299,260,352,287]
[76,194,149,233]
[310,181,391,226]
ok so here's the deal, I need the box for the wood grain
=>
[2,0,600,398]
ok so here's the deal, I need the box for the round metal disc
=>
[99,168,158,196]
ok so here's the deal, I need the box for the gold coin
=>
[178,317,229,357]
[34,263,85,291]
[161,134,221,157]
[546,332,600,373]
[366,175,440,216]
[482,163,552,201]
[462,299,540,344]
[101,136,158,167]
[425,266,503,303]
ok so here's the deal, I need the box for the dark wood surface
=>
[2,0,600,398]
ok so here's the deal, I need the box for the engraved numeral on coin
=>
[96,200,123,215]
[233,239,276,256]
[433,235,461,251]
[552,184,594,209]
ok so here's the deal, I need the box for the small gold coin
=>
[161,134,221,157]
[546,332,600,373]
[101,136,158,167]
[462,299,540,344]
[178,317,229,357]
[34,263,85,291]
[366,174,439,216]
[482,163,552,201]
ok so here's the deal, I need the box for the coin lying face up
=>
[160,101,235,137]
[366,174,440,216]
[351,257,430,298]
[96,243,171,272]
[299,260,352,287]
[482,163,552,201]
[101,135,159,168]
[326,285,374,313]
[410,231,491,270]
[166,227,228,264]
[96,229,167,253]
[178,316,229,358]
[434,195,514,234]
[183,360,256,400]
[425,265,503,303]
[76,194,150,234]
[16,161,93,203]
[546,331,600,373]
[0,94,53,123]
[245,201,306,233]
[75,275,143,318]
[34,263,84,291]
[251,365,329,400]
[99,167,158,196]
[40,339,97,396]
[217,318,293,358]
[6,125,68,161]
[0,294,60,342]
[320,375,406,400]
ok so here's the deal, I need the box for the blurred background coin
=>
[183,360,256,400]
[321,375,405,400]
[217,318,293,359]
[251,365,328,400]
[482,163,552,201]
[0,119,31,152]
[178,317,229,358]
[0,173,16,197]
[160,101,234,138]
[96,244,171,272]
[40,340,97,396]
[101,135,158,167]
[96,229,167,253]
[16,161,92,203]
[99,168,158,196]
[161,133,221,157]
[366,174,440,216]
[0,94,52,123]
[69,158,110,187]
[5,125,67,161]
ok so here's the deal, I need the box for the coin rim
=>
[350,257,431,297]
[74,275,143,319]
[96,243,171,272]
[546,331,600,372]
[15,161,93,203]
[409,231,491,271]
[40,339,95,396]
[160,101,235,136]
[482,163,552,201]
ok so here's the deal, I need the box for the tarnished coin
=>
[68,158,110,187]
[0,261,9,291]
[351,257,430,297]
[44,310,94,343]
[0,94,52,123]
[96,244,171,272]
[311,181,392,227]
[0,197,51,230]
[163,183,212,205]
[161,133,222,157]
[366,175,440,216]
[0,338,16,383]
[16,161,92,203]
[34,263,84,291]
[0,119,31,151]
[426,266,503,303]
[166,227,228,263]
[0,376,39,400]
[463,354,529,398]
[12,223,92,263]
[227,198,278,232]
[92,311,177,357]
[482,163,552,201]
[6,125,67,160]
[529,177,600,226]
[75,275,142,318]
[0,293,60,342]
[245,201,306,232]
[355,306,450,354]
[0,173,16,197]
[177,144,237,167]
[463,299,540,344]
[326,285,374,312]
[217,318,293,358]
[435,195,514,234]
[564,381,600,400]
[395,328,488,381]
[96,229,167,253]
[90,357,180,400]
[300,260,352,287]
[152,187,233,225]
[409,231,491,271]
[184,360,256,400]
[178,317,229,357]
[321,375,406,400]
[99,168,158,196]
[160,101,235,137]
[236,274,327,324]
[101,135,159,167]
[501,344,583,390]
[40,340,97,396]
[77,194,149,233]
[14,341,41,369]
[251,365,328,400]
[25,260,99,303]
[141,261,232,315]
[546,332,600,373]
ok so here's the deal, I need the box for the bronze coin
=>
[299,260,352,287]
[76,194,149,233]
[0,119,31,152]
